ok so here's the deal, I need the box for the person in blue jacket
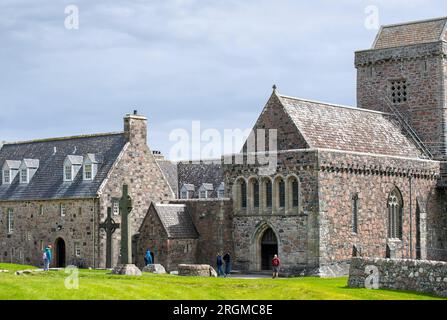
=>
[144,249,153,266]
[43,245,52,271]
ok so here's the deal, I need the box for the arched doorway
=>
[55,238,66,268]
[261,228,278,270]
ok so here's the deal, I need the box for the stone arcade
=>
[1,17,447,276]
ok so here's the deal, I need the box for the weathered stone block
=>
[142,264,166,274]
[178,264,217,277]
[112,264,142,276]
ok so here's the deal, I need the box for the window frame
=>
[7,208,14,234]
[64,164,73,181]
[20,168,28,184]
[3,170,10,184]
[84,164,93,180]
[60,204,66,217]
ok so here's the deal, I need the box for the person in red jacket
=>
[272,254,280,279]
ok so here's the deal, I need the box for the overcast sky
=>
[1,0,446,160]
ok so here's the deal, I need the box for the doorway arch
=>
[260,228,278,270]
[55,238,66,268]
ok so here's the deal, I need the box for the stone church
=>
[2,17,447,276]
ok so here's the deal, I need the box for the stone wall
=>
[356,42,447,159]
[97,114,175,268]
[348,257,447,297]
[318,150,443,276]
[169,199,234,269]
[224,150,320,274]
[0,198,99,268]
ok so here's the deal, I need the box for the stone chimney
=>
[123,110,148,147]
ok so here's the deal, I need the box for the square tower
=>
[356,17,447,159]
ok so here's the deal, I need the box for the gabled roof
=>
[177,161,224,198]
[199,183,214,191]
[156,158,178,197]
[373,17,447,49]
[85,153,103,164]
[153,203,198,239]
[3,160,21,169]
[0,132,126,201]
[66,155,84,165]
[276,93,423,158]
[181,183,195,191]
[22,159,39,168]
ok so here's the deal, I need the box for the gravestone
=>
[112,184,142,276]
[99,207,120,268]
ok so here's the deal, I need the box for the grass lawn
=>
[0,263,444,300]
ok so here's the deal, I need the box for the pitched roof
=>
[156,159,178,197]
[22,159,40,168]
[181,183,195,191]
[199,183,214,191]
[177,161,224,198]
[277,94,423,158]
[153,203,198,239]
[66,155,84,165]
[373,17,447,49]
[3,160,21,169]
[0,133,127,201]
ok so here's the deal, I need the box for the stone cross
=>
[99,207,120,268]
[119,184,133,264]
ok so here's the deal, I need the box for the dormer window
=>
[199,183,213,199]
[2,160,20,185]
[82,154,102,181]
[18,159,39,184]
[3,170,10,184]
[64,165,72,181]
[63,155,83,182]
[180,184,195,199]
[84,164,92,180]
[216,182,225,198]
[20,169,28,183]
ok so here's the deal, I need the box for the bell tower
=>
[355,17,447,159]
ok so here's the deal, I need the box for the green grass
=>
[0,263,444,300]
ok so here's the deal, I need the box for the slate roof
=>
[153,203,198,239]
[0,132,127,201]
[177,161,224,198]
[277,94,423,158]
[156,159,178,197]
[199,183,214,191]
[3,160,21,169]
[66,155,84,165]
[373,17,447,49]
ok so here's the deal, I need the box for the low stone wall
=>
[348,257,447,297]
[178,264,217,277]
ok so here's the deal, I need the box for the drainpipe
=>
[409,176,413,259]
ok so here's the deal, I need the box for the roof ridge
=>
[277,94,390,115]
[380,16,447,29]
[4,132,124,145]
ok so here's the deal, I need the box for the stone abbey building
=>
[2,17,447,276]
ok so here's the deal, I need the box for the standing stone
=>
[112,184,142,276]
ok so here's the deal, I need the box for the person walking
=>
[223,252,231,277]
[272,254,280,279]
[43,245,52,271]
[144,249,153,266]
[216,253,224,277]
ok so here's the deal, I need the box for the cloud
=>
[0,0,446,158]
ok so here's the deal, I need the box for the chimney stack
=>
[124,111,148,147]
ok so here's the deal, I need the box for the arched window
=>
[352,193,359,234]
[286,176,300,213]
[388,188,403,239]
[265,180,272,208]
[278,180,285,208]
[240,180,247,209]
[253,180,259,208]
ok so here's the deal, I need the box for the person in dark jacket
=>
[223,252,231,277]
[144,249,153,265]
[216,253,224,276]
